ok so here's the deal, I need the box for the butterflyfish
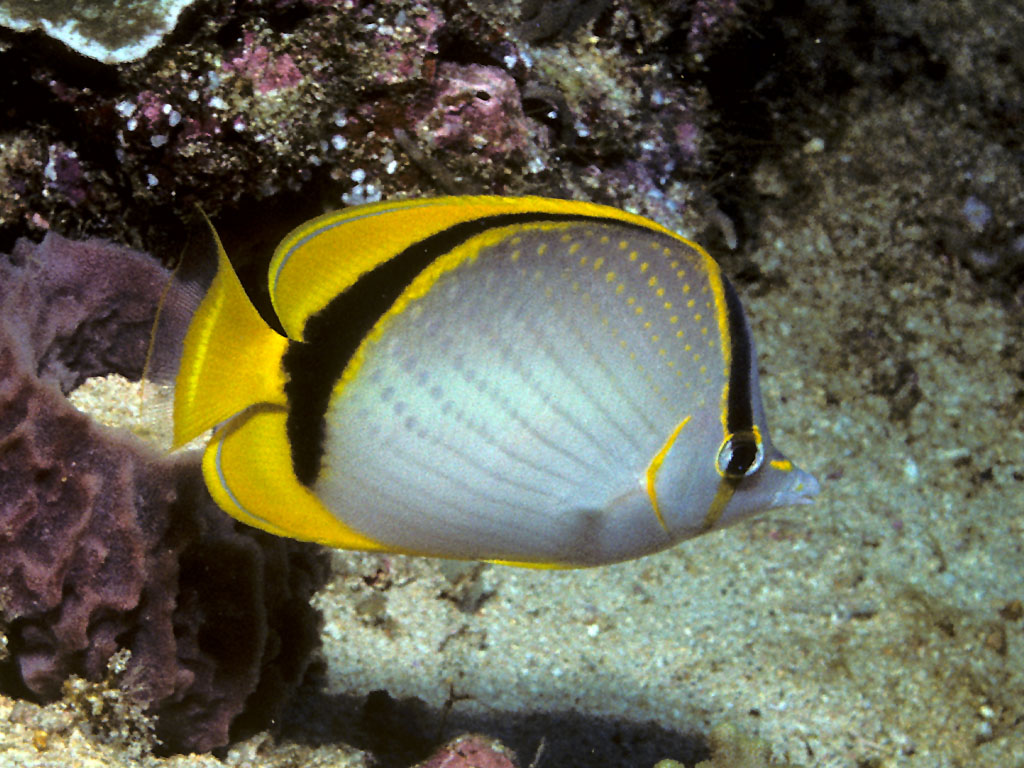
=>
[172,195,819,567]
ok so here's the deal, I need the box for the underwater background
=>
[0,0,1021,766]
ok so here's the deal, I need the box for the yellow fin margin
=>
[203,405,386,549]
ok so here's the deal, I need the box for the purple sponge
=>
[0,233,328,753]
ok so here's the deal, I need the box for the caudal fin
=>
[172,214,289,448]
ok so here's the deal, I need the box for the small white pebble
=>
[233,118,246,132]
[332,134,348,151]
[126,117,138,131]
[161,103,172,115]
[803,136,826,154]
[168,110,181,127]
[150,134,168,147]
[147,173,159,186]
[350,168,366,183]
[962,195,991,233]
[115,100,137,117]
[188,89,199,101]
[209,95,228,110]
[386,159,398,174]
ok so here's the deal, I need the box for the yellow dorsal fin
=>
[173,215,288,448]
[267,195,702,339]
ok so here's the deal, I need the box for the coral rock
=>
[0,233,329,753]
[0,0,200,64]
[415,734,519,768]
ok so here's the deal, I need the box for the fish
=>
[171,195,819,567]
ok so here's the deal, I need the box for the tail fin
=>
[172,213,289,448]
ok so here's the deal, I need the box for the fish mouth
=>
[776,468,821,507]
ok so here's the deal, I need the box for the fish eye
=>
[716,430,764,479]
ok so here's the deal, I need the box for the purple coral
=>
[411,62,533,163]
[415,734,519,768]
[0,234,328,753]
[223,31,304,94]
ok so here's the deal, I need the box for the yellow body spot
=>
[629,250,639,261]
[640,262,649,273]
[669,315,678,323]
[634,305,644,315]
[511,249,521,262]
[569,242,581,255]
[593,256,605,270]
[537,243,548,256]
[618,240,629,249]
[605,271,616,282]
[682,283,691,293]
[687,298,696,308]
[616,283,626,295]
[648,276,658,287]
